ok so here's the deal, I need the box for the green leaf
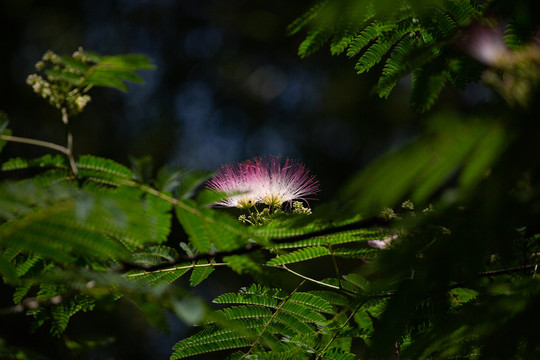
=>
[99,54,155,71]
[286,1,328,35]
[131,245,178,266]
[80,53,154,92]
[272,229,379,249]
[13,283,32,304]
[0,112,11,154]
[2,154,67,171]
[290,292,334,314]
[59,55,90,72]
[224,254,263,275]
[129,155,154,183]
[342,114,500,212]
[77,155,134,183]
[213,291,279,308]
[218,305,272,319]
[189,259,216,286]
[155,166,185,192]
[449,287,478,307]
[50,295,95,337]
[309,291,349,307]
[177,170,212,199]
[0,111,9,132]
[298,29,332,58]
[83,69,129,92]
[0,253,17,282]
[46,69,84,85]
[175,199,251,253]
[267,246,331,266]
[320,348,356,360]
[0,181,174,264]
[171,328,252,359]
[280,301,326,324]
[126,265,191,286]
[138,301,170,333]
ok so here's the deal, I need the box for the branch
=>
[448,263,540,290]
[479,264,538,277]
[61,107,78,176]
[276,264,345,292]
[0,134,69,155]
[125,262,227,278]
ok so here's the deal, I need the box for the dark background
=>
[0,0,428,203]
[0,1,487,358]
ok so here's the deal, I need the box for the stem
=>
[247,207,258,226]
[276,264,347,292]
[479,264,538,277]
[325,237,342,289]
[0,134,70,155]
[62,107,78,176]
[125,262,227,278]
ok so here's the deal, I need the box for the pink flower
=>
[206,160,261,208]
[251,156,319,207]
[207,156,319,208]
[463,24,512,66]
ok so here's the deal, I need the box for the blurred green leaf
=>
[342,113,508,213]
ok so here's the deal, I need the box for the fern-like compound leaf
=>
[319,348,356,360]
[77,154,134,184]
[289,292,335,314]
[298,29,332,58]
[273,229,379,249]
[189,259,216,286]
[287,1,328,36]
[267,246,331,266]
[2,154,67,171]
[174,285,336,359]
[171,328,253,359]
[49,295,95,337]
[126,265,191,286]
[213,291,279,308]
[292,0,486,110]
[175,199,252,253]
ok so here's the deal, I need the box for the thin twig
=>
[325,236,342,289]
[125,262,227,278]
[479,264,538,277]
[0,134,69,155]
[278,264,341,291]
[62,107,78,176]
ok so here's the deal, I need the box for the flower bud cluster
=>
[26,48,93,116]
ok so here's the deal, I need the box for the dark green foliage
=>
[175,199,253,253]
[50,50,154,92]
[189,260,216,286]
[291,0,491,111]
[2,10,540,356]
[298,29,333,58]
[342,114,507,212]
[504,18,537,50]
[2,154,67,171]
[171,284,343,359]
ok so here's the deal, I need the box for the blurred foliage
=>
[1,0,540,359]
[292,0,540,111]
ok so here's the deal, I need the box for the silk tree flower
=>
[207,156,319,209]
[250,156,319,207]
[206,160,262,208]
